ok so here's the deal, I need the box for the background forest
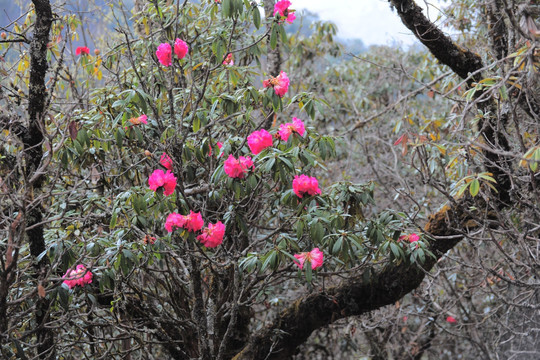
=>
[1,0,539,359]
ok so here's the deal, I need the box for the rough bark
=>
[389,0,483,83]
[263,0,282,78]
[25,0,54,358]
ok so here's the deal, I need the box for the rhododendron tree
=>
[2,0,536,359]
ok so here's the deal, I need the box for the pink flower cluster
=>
[197,221,226,248]
[165,211,226,248]
[247,129,273,154]
[165,210,204,233]
[148,169,177,196]
[160,152,173,170]
[263,71,289,97]
[224,155,254,179]
[129,114,148,125]
[292,174,321,198]
[273,0,296,24]
[156,38,189,66]
[223,53,234,66]
[62,265,93,289]
[294,248,324,270]
[399,233,420,243]
[278,117,305,141]
[75,46,90,56]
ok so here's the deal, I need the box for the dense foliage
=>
[1,0,538,359]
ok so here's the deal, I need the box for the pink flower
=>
[75,46,90,56]
[148,169,177,196]
[165,212,185,233]
[62,264,93,289]
[224,155,254,179]
[183,210,204,232]
[292,174,321,198]
[156,43,172,66]
[278,117,305,141]
[129,114,148,125]
[174,38,189,59]
[399,233,420,243]
[197,221,225,248]
[273,0,296,24]
[247,129,273,154]
[263,71,289,97]
[165,211,203,233]
[294,248,324,270]
[446,316,457,324]
[223,53,234,66]
[160,152,173,170]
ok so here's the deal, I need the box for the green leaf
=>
[261,251,277,272]
[270,24,278,50]
[470,178,480,197]
[192,116,200,132]
[310,222,324,243]
[305,263,313,283]
[110,211,117,229]
[115,129,124,148]
[278,24,287,43]
[390,242,401,259]
[332,237,343,254]
[222,0,231,17]
[252,6,261,29]
[296,220,304,239]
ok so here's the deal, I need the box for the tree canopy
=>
[0,0,539,359]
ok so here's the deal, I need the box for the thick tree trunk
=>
[263,0,281,77]
[26,0,54,358]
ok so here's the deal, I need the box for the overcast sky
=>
[291,0,445,46]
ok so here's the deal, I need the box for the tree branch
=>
[388,0,483,82]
